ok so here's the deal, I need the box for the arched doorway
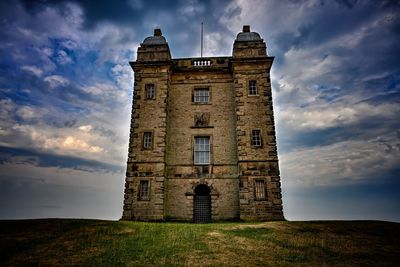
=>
[193,184,211,223]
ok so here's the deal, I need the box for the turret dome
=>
[235,25,262,41]
[142,28,167,45]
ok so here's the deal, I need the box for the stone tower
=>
[122,26,284,222]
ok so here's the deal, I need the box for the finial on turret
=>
[243,25,250,32]
[154,28,162,36]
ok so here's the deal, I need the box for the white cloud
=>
[203,32,231,57]
[0,82,129,170]
[0,3,136,170]
[44,75,70,88]
[0,127,10,136]
[82,83,114,96]
[92,23,137,64]
[339,10,398,49]
[220,0,312,36]
[0,98,18,136]
[282,50,341,82]
[0,98,15,120]
[56,50,73,64]
[11,123,106,158]
[3,2,136,69]
[277,102,400,131]
[41,47,53,57]
[20,65,43,77]
[16,106,44,120]
[60,39,78,50]
[78,125,93,132]
[280,132,400,187]
[3,92,130,166]
[44,136,103,153]
[178,0,205,17]
[81,82,129,106]
[111,64,134,91]
[6,2,84,49]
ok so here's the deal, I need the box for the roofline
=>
[172,56,232,61]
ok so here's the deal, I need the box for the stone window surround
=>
[254,179,267,201]
[138,179,151,201]
[192,134,213,165]
[142,130,154,150]
[251,129,263,148]
[192,86,212,104]
[145,83,156,100]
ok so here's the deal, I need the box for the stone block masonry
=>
[122,26,284,222]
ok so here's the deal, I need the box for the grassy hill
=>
[0,219,399,266]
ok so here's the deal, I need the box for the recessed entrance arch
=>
[193,184,211,223]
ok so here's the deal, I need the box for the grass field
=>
[0,219,399,266]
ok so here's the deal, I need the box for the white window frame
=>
[145,84,155,100]
[194,88,209,103]
[143,132,153,149]
[251,129,262,147]
[248,80,258,95]
[194,136,210,165]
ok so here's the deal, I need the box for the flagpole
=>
[201,22,203,58]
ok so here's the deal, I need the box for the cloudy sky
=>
[0,0,399,222]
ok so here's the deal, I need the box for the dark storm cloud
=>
[18,0,235,58]
[0,1,131,165]
[266,1,400,85]
[272,1,400,75]
[0,146,123,172]
[1,66,111,115]
[20,0,231,27]
[22,0,171,28]
[280,124,400,155]
[17,0,231,35]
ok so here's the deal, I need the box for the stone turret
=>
[233,25,267,58]
[137,28,171,62]
[123,28,172,220]
[231,26,283,221]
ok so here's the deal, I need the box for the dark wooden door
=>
[194,195,211,223]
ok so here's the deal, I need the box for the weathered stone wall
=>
[232,41,266,58]
[231,62,277,161]
[165,68,239,221]
[125,176,164,221]
[238,161,283,221]
[166,71,237,165]
[232,40,284,221]
[166,178,239,221]
[122,41,171,220]
[137,45,171,62]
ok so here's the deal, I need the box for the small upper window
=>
[194,88,209,103]
[248,80,258,95]
[139,180,150,200]
[254,180,266,200]
[251,130,262,147]
[143,132,152,149]
[145,84,155,99]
